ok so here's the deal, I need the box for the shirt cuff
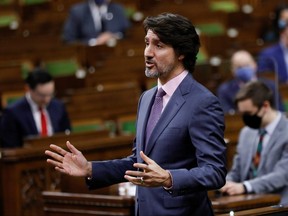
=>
[243,181,253,193]
[163,170,173,191]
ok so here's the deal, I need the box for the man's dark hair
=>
[25,68,53,90]
[235,81,275,109]
[143,13,200,73]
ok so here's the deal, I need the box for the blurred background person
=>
[62,0,131,46]
[217,50,284,113]
[220,81,288,205]
[258,4,288,84]
[0,69,71,148]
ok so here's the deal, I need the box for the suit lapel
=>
[258,115,285,170]
[145,92,185,155]
[144,76,191,155]
[137,88,157,153]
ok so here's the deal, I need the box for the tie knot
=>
[156,88,166,98]
[259,129,267,136]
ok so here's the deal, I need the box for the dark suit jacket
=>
[217,78,285,113]
[62,1,130,44]
[86,74,227,216]
[258,43,288,83]
[0,97,71,148]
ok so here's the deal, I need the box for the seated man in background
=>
[257,4,288,84]
[217,50,284,113]
[62,0,131,46]
[0,69,71,148]
[220,81,288,204]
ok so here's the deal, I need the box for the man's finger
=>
[66,141,80,155]
[140,151,154,164]
[49,144,67,155]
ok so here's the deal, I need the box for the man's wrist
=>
[163,170,173,189]
[86,162,92,178]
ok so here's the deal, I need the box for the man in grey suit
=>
[220,81,288,204]
[45,13,227,215]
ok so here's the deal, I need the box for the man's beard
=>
[145,68,160,78]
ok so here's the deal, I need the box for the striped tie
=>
[252,129,266,177]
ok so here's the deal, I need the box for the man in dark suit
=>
[257,4,288,84]
[62,0,130,45]
[0,69,71,148]
[220,81,288,204]
[45,13,227,216]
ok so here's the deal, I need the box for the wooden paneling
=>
[0,131,134,216]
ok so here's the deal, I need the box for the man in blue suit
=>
[0,69,71,148]
[62,0,130,46]
[45,13,227,216]
[258,4,288,84]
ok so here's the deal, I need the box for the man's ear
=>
[263,100,270,108]
[24,84,30,92]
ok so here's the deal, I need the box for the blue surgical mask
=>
[235,66,255,82]
[278,19,288,30]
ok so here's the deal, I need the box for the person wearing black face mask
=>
[242,108,263,129]
[62,0,130,45]
[220,80,288,205]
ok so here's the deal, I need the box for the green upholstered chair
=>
[1,91,24,108]
[209,1,239,13]
[196,22,225,36]
[72,119,104,133]
[197,48,209,64]
[117,115,136,136]
[20,0,49,5]
[0,0,13,5]
[0,13,19,28]
[45,59,79,77]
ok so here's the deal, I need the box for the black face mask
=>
[242,113,262,129]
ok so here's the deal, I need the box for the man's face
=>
[280,9,288,37]
[29,81,55,108]
[144,30,181,81]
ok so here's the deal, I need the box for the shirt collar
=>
[263,111,281,136]
[157,70,188,97]
[25,92,47,112]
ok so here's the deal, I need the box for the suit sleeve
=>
[62,7,82,43]
[168,94,227,196]
[0,108,23,148]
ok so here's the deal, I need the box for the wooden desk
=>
[211,194,281,214]
[42,191,135,216]
[0,132,134,216]
[41,191,282,216]
[216,205,288,216]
